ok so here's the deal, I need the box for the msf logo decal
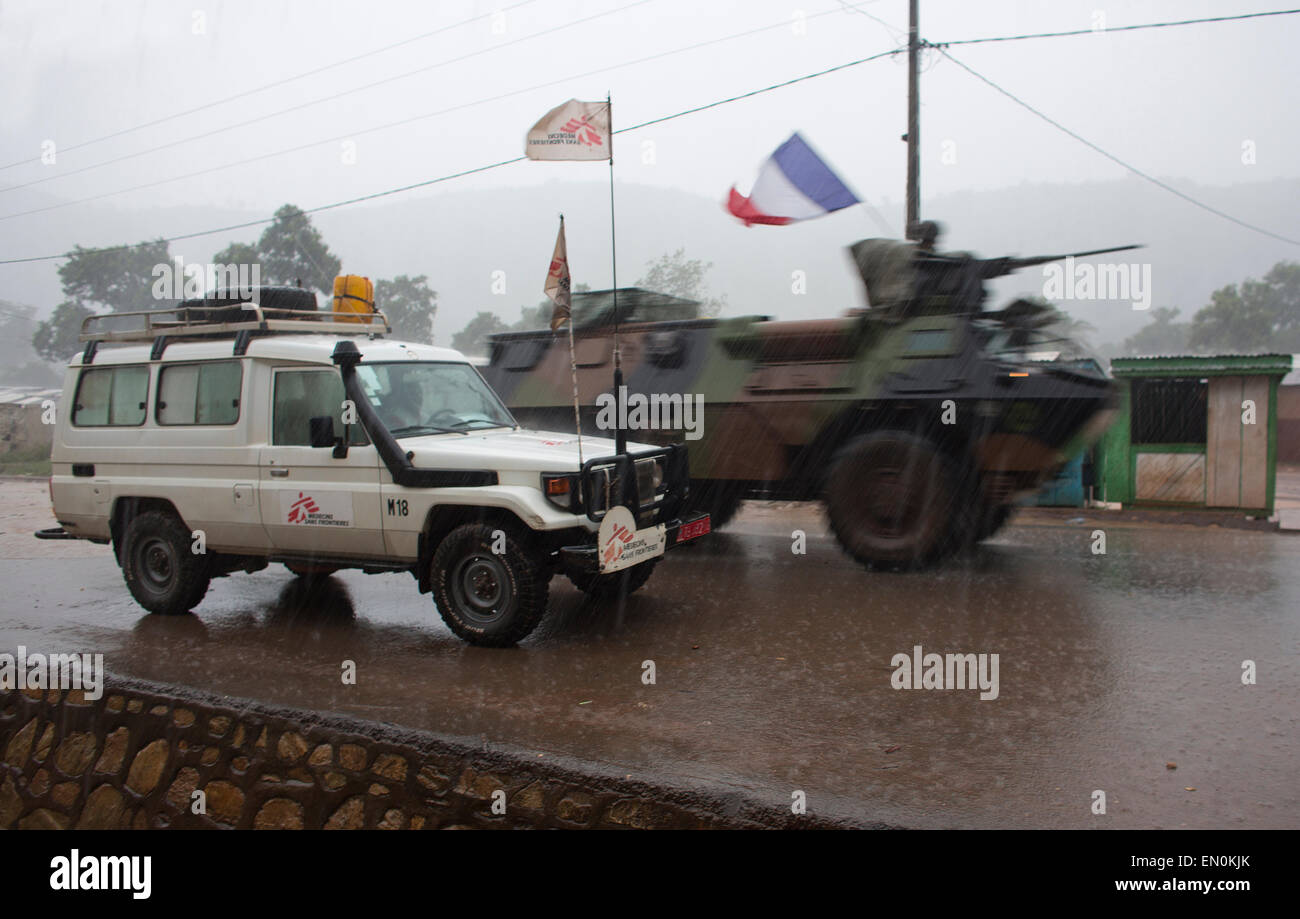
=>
[286,492,320,524]
[280,491,353,528]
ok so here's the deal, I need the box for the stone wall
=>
[0,677,865,830]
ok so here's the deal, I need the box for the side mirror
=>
[308,416,336,449]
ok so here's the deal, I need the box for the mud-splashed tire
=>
[975,503,1013,541]
[120,511,211,615]
[687,480,744,530]
[566,559,658,599]
[431,524,548,647]
[824,431,962,570]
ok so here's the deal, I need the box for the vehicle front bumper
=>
[558,510,712,576]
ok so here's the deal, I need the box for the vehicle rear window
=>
[158,361,242,425]
[72,366,149,426]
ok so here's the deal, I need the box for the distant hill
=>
[2,175,1297,355]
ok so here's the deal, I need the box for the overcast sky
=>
[2,0,1297,235]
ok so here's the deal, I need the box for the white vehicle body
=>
[44,299,708,646]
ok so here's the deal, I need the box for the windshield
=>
[357,361,516,436]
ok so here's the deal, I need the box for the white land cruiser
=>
[37,288,711,646]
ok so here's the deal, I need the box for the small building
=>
[1276,358,1300,463]
[1095,354,1292,513]
[0,386,61,458]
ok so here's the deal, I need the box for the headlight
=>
[635,458,663,503]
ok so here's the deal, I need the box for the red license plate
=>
[677,516,711,542]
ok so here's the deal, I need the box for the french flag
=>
[727,133,860,227]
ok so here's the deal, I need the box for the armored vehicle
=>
[37,287,709,646]
[482,235,1127,569]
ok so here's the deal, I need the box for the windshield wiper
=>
[388,425,469,437]
[448,418,509,430]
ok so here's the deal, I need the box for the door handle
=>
[269,468,290,477]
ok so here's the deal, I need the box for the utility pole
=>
[905,0,920,238]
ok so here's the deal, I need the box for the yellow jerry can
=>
[332,274,375,323]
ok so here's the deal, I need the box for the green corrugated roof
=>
[1110,353,1292,378]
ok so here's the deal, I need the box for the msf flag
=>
[545,218,572,330]
[525,99,611,161]
[727,133,860,226]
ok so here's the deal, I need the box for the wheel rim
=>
[449,552,513,625]
[862,459,926,539]
[834,441,947,554]
[137,537,177,594]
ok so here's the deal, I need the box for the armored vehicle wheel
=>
[687,480,744,530]
[120,511,212,615]
[431,523,548,647]
[824,431,962,569]
[566,559,658,599]
[975,503,1013,541]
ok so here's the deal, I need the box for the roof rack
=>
[79,302,391,346]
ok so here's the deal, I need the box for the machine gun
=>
[850,237,1144,318]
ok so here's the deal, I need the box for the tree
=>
[254,205,341,294]
[32,300,95,362]
[0,302,60,384]
[637,249,726,317]
[57,239,171,313]
[451,311,511,356]
[1188,261,1300,353]
[376,275,437,342]
[33,239,173,363]
[1122,307,1191,356]
[211,241,260,271]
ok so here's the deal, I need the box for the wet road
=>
[2,483,1298,828]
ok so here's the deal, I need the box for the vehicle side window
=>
[272,369,368,446]
[72,366,148,427]
[158,361,243,425]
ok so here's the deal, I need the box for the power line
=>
[9,3,1294,217]
[5,7,1298,262]
[0,0,653,196]
[936,48,1300,247]
[931,8,1300,47]
[0,0,543,173]
[834,0,907,46]
[0,47,905,265]
[0,3,863,222]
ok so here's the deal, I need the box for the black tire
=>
[686,479,744,530]
[120,510,211,615]
[974,503,1013,541]
[431,524,549,646]
[566,559,658,599]
[823,430,967,569]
